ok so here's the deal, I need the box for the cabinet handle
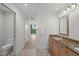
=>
[56,44,59,47]
[61,46,63,48]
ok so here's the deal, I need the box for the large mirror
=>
[0,3,15,56]
[59,15,69,36]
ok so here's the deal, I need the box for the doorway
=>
[30,23,37,38]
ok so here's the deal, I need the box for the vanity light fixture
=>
[63,10,66,14]
[67,7,71,12]
[71,3,76,9]
[61,3,77,15]
[24,3,27,7]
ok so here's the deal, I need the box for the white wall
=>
[68,6,79,40]
[0,9,6,46]
[0,7,14,48]
[58,4,79,41]
[36,13,59,48]
[4,11,14,44]
[25,20,29,42]
[4,3,28,55]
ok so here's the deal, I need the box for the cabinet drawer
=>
[66,49,78,56]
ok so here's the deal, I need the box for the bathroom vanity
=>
[49,35,79,56]
[50,10,79,56]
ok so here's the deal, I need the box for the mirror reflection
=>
[59,16,69,36]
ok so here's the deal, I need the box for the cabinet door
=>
[49,38,54,53]
[49,37,67,56]
[59,44,67,56]
[53,44,57,55]
[53,41,59,56]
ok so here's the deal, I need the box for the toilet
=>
[0,39,14,55]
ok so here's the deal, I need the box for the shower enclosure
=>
[0,3,15,56]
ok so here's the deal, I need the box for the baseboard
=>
[36,47,48,49]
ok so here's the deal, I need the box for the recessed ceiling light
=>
[56,8,58,10]
[24,3,27,7]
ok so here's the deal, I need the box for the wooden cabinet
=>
[58,43,67,56]
[52,41,67,56]
[49,38,53,53]
[52,41,59,56]
[49,37,64,56]
[49,37,59,55]
[49,36,79,56]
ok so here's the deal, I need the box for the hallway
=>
[20,34,51,56]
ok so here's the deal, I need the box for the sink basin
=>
[74,47,79,51]
[56,38,61,40]
[54,37,62,40]
[71,45,79,51]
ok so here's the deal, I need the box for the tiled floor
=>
[36,48,50,56]
[20,34,51,56]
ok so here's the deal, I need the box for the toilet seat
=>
[1,44,13,50]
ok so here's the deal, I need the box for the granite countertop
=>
[50,35,79,55]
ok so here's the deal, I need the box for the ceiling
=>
[0,4,13,13]
[14,3,71,18]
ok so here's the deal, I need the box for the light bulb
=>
[67,7,71,12]
[71,4,76,9]
[56,8,58,10]
[24,3,27,7]
[63,10,66,14]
